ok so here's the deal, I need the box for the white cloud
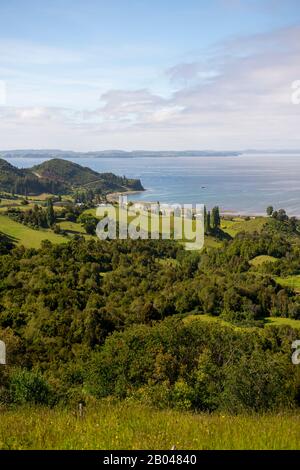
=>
[151,106,185,123]
[0,25,300,149]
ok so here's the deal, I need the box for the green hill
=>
[32,159,102,185]
[0,158,144,196]
[0,158,66,195]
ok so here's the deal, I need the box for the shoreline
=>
[106,190,300,219]
[106,189,145,202]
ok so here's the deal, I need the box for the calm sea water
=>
[9,153,300,216]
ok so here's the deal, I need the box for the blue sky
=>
[0,0,300,150]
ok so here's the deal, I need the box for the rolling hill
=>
[0,158,144,196]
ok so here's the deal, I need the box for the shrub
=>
[9,369,52,405]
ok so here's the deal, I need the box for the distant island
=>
[0,158,144,196]
[0,149,242,159]
[2,149,299,160]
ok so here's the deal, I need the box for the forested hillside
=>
[0,158,144,195]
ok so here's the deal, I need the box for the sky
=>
[0,0,300,151]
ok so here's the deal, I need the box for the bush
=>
[52,224,61,234]
[87,319,300,413]
[9,369,52,405]
[220,350,297,412]
[171,379,194,410]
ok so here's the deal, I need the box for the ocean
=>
[8,153,300,216]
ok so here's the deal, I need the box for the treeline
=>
[6,200,56,229]
[204,206,221,233]
[266,206,300,231]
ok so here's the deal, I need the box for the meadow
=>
[220,216,267,237]
[249,255,278,267]
[185,313,300,329]
[0,214,67,248]
[0,402,299,450]
[276,275,300,292]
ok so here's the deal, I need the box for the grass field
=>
[185,313,300,329]
[0,214,67,248]
[59,220,87,234]
[221,217,267,237]
[265,317,300,329]
[0,403,299,450]
[184,313,233,328]
[249,255,278,267]
[276,275,300,292]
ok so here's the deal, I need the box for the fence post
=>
[0,340,6,365]
[78,402,84,419]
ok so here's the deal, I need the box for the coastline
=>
[105,193,269,219]
[106,190,300,218]
[106,189,145,202]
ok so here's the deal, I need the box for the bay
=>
[8,153,300,216]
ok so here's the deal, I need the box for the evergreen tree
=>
[211,206,221,229]
[46,198,55,227]
[205,210,211,233]
[204,206,209,234]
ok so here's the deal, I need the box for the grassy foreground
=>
[0,402,299,450]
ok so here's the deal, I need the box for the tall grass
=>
[0,401,299,450]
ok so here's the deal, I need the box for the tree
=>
[211,206,220,229]
[266,206,273,217]
[207,211,211,232]
[53,224,62,234]
[277,209,288,222]
[204,207,211,234]
[46,198,55,227]
[289,216,298,232]
[9,369,51,405]
[84,219,98,235]
[78,214,99,235]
